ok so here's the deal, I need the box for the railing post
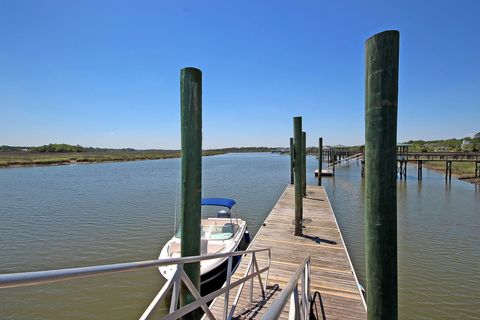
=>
[293,117,303,236]
[224,256,233,320]
[318,138,323,186]
[249,253,255,303]
[180,67,202,318]
[301,265,307,319]
[290,137,295,184]
[365,30,399,320]
[302,131,307,197]
[288,287,301,320]
[170,265,183,313]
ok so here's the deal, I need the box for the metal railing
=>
[327,153,363,170]
[260,255,311,320]
[0,248,271,320]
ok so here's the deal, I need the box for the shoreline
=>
[0,151,226,169]
[0,157,178,169]
[413,162,479,185]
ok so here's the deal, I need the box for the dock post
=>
[318,137,323,186]
[445,161,452,181]
[445,161,447,180]
[290,137,294,184]
[448,161,452,181]
[476,161,479,178]
[417,160,423,180]
[293,117,303,236]
[302,131,307,197]
[332,148,336,173]
[179,67,202,316]
[365,30,399,320]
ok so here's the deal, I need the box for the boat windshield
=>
[175,223,238,240]
[174,203,241,240]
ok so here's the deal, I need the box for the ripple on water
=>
[1,155,479,319]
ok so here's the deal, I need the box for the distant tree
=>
[32,143,84,153]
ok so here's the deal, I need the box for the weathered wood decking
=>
[207,184,366,319]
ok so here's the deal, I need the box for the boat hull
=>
[200,230,249,296]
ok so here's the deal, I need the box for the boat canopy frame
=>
[201,198,236,210]
[174,197,241,239]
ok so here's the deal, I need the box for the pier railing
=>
[327,153,363,170]
[0,248,271,320]
[260,255,312,320]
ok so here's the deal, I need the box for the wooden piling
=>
[417,160,423,180]
[293,117,303,236]
[332,149,336,173]
[318,137,323,186]
[179,67,202,315]
[302,131,307,197]
[446,161,452,181]
[290,138,294,184]
[365,30,399,320]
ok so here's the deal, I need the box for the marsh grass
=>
[422,161,476,177]
[0,150,224,168]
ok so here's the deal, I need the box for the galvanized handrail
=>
[0,248,271,320]
[260,255,311,320]
[0,248,269,289]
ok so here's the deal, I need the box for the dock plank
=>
[206,185,366,319]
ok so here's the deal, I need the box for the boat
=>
[159,197,250,294]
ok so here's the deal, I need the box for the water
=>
[0,153,478,319]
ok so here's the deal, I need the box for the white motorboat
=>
[159,198,250,292]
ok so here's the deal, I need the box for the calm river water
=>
[0,153,479,319]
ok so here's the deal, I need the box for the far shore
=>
[0,150,227,169]
[2,151,478,185]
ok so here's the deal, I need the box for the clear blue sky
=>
[1,0,479,149]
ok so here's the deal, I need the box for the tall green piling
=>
[302,131,307,196]
[365,30,399,320]
[318,137,323,186]
[180,67,202,316]
[290,137,294,184]
[293,117,303,236]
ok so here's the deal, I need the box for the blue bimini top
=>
[201,198,236,209]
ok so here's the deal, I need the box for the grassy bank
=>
[0,150,226,168]
[421,161,479,184]
[423,161,474,175]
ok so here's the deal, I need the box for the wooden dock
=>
[207,184,366,319]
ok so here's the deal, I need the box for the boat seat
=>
[168,241,180,256]
[207,243,224,254]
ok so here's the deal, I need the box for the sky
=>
[1,0,479,149]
